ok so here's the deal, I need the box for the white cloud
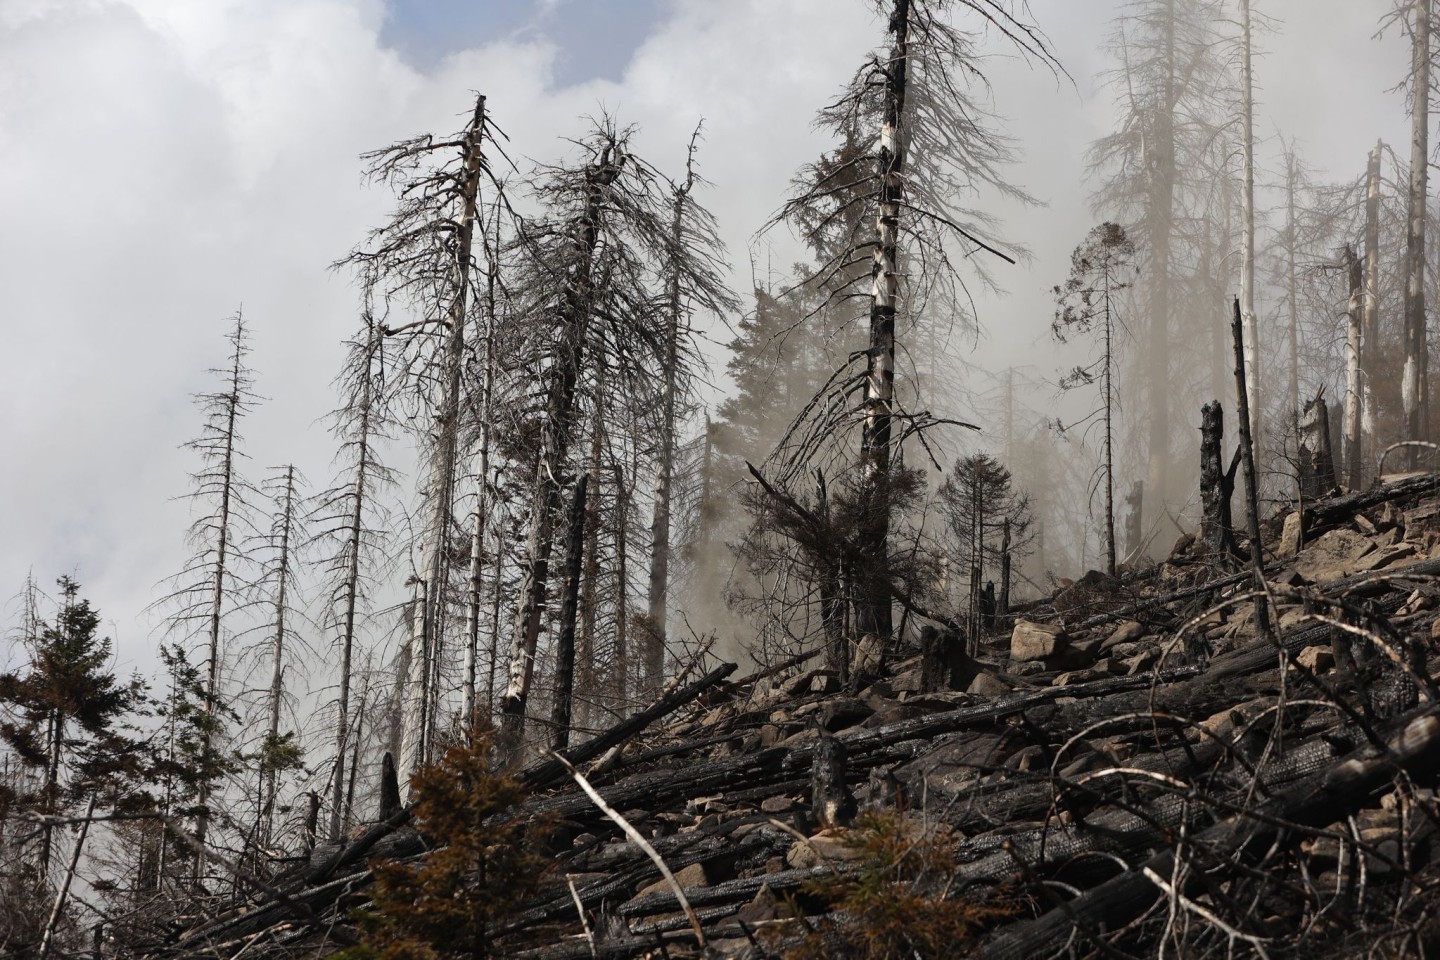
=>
[0,0,1415,674]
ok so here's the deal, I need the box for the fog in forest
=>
[3,0,1439,947]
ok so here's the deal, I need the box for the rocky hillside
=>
[143,473,1440,959]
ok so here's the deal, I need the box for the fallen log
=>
[980,706,1440,960]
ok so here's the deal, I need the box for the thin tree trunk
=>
[610,455,632,709]
[816,470,847,682]
[1239,0,1262,460]
[1285,153,1303,448]
[855,0,910,646]
[330,320,377,842]
[263,465,297,846]
[1143,0,1177,548]
[399,96,488,790]
[998,519,1011,617]
[37,794,96,960]
[1344,244,1364,490]
[197,315,246,880]
[576,401,604,727]
[1403,1,1431,457]
[1104,270,1116,577]
[463,235,499,730]
[644,137,699,700]
[551,475,589,752]
[1363,140,1383,483]
[1231,298,1271,638]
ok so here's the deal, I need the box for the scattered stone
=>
[1101,620,1146,652]
[637,861,709,898]
[1011,620,1068,661]
[1295,645,1334,674]
[785,831,857,869]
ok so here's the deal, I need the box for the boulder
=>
[1010,620,1068,661]
[637,862,709,898]
[1278,511,1304,558]
[1294,528,1376,582]
[967,672,1014,698]
[1101,620,1146,653]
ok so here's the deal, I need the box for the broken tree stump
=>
[811,731,856,830]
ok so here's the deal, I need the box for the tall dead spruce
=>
[499,122,731,762]
[774,0,1058,659]
[156,313,262,877]
[339,96,503,791]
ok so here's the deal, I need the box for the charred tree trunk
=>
[1142,0,1178,548]
[576,401,605,728]
[330,318,379,841]
[811,732,856,831]
[1285,152,1302,443]
[1239,0,1262,463]
[1343,243,1364,489]
[463,233,500,730]
[550,474,589,753]
[1403,0,1431,457]
[1363,140,1383,482]
[1199,401,1236,561]
[998,519,1012,618]
[399,97,488,790]
[500,147,623,763]
[855,0,910,647]
[262,465,298,847]
[815,470,847,683]
[1231,298,1271,638]
[644,139,699,700]
[1299,388,1337,499]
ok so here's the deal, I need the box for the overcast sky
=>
[0,0,1414,672]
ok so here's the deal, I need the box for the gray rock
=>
[1011,619,1068,661]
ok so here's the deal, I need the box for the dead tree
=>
[773,0,1058,649]
[550,474,589,753]
[1343,243,1364,488]
[1198,400,1237,561]
[315,307,396,841]
[1401,0,1432,455]
[1362,140,1383,482]
[1231,297,1271,638]
[157,312,262,876]
[642,128,736,699]
[255,465,307,849]
[339,95,504,791]
[1298,386,1338,498]
[500,120,727,761]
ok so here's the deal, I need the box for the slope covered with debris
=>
[143,473,1440,959]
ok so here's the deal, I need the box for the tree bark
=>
[1404,1,1431,457]
[1239,0,1261,461]
[644,139,699,700]
[1343,243,1364,489]
[500,146,622,763]
[551,474,589,753]
[262,465,297,847]
[1363,140,1383,482]
[1231,298,1271,638]
[1199,401,1235,561]
[855,0,910,645]
[463,232,499,730]
[399,96,487,790]
[815,470,848,682]
[1142,0,1178,549]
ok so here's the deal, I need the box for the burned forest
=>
[13,0,1440,958]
